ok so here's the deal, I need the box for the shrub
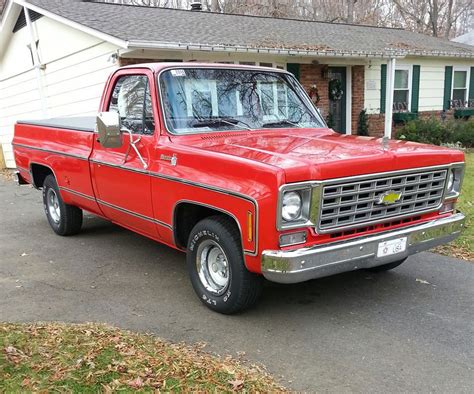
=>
[396,117,474,148]
[357,109,369,136]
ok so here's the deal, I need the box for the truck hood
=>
[177,129,464,183]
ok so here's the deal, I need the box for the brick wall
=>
[368,110,454,138]
[367,114,385,137]
[351,66,365,134]
[300,64,365,135]
[299,64,330,120]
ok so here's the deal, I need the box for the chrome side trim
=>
[96,198,172,229]
[157,175,259,256]
[13,143,89,161]
[89,158,259,255]
[59,187,96,202]
[89,158,149,175]
[17,145,259,253]
[173,199,254,255]
[262,213,465,284]
[59,186,173,230]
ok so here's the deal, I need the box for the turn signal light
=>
[247,211,253,242]
[279,231,307,247]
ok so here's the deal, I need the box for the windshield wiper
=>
[191,118,252,131]
[261,119,301,128]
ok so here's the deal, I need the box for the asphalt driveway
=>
[1,177,473,392]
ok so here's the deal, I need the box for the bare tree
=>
[391,0,473,37]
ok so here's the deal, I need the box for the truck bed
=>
[13,117,101,215]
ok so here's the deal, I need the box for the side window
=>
[108,75,155,135]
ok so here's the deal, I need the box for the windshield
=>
[159,68,325,134]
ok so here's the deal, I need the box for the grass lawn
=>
[436,149,473,260]
[0,323,285,392]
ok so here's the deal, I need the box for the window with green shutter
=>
[380,64,387,113]
[287,63,300,81]
[443,66,453,110]
[469,67,474,102]
[411,65,420,113]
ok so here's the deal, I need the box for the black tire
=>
[186,216,263,314]
[366,258,407,273]
[42,175,83,236]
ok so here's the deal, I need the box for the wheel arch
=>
[173,200,244,252]
[29,162,57,189]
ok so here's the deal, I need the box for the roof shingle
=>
[26,0,474,58]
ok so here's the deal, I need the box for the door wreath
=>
[308,84,320,105]
[329,79,344,101]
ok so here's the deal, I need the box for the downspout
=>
[384,57,396,138]
[24,6,48,117]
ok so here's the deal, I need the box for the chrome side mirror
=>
[96,111,123,148]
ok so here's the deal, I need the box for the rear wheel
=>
[42,175,83,236]
[186,216,263,314]
[366,258,407,272]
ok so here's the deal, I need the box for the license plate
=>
[377,237,407,258]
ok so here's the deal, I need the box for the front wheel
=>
[186,216,263,314]
[42,175,83,236]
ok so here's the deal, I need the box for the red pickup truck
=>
[13,63,465,314]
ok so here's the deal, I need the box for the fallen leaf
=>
[229,379,244,390]
[416,278,431,285]
[102,384,113,394]
[128,376,144,389]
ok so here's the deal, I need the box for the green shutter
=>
[287,63,300,81]
[443,66,453,110]
[469,66,474,101]
[380,64,387,113]
[411,65,420,113]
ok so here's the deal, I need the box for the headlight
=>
[444,165,464,199]
[278,185,317,230]
[447,170,455,192]
[282,191,302,221]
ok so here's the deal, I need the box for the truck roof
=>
[119,62,290,74]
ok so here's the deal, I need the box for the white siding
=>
[364,61,383,114]
[364,57,474,115]
[0,16,118,168]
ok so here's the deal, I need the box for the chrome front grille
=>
[318,169,447,232]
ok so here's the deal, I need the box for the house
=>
[1,0,473,168]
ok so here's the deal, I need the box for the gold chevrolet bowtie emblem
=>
[376,190,402,205]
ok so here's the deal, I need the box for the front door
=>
[328,67,346,134]
[90,70,158,238]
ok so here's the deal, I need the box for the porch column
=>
[345,65,352,135]
[384,57,396,138]
[25,7,48,117]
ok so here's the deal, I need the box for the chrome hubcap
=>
[196,240,229,295]
[47,188,61,224]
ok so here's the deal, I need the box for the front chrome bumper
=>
[261,213,465,284]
